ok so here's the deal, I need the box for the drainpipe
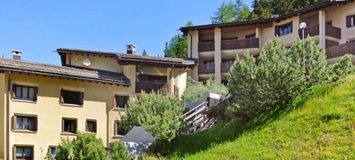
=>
[5,71,11,160]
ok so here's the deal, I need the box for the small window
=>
[13,115,37,132]
[346,14,355,28]
[114,96,129,109]
[275,22,293,36]
[86,120,97,133]
[62,118,77,134]
[48,147,57,159]
[12,85,37,101]
[114,121,126,136]
[14,146,33,160]
[204,61,214,72]
[60,90,83,105]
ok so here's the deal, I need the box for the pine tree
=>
[142,49,148,56]
[110,141,132,160]
[164,21,192,58]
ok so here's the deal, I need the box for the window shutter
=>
[12,115,16,130]
[113,95,117,108]
[33,87,38,101]
[12,146,16,160]
[12,85,16,99]
[346,16,351,27]
[60,90,64,103]
[79,92,84,105]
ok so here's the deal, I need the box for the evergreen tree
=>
[211,0,251,24]
[110,141,132,160]
[164,21,193,58]
[142,49,148,56]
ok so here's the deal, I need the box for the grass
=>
[160,75,355,160]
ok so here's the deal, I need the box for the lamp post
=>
[299,22,307,42]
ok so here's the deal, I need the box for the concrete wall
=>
[67,54,124,73]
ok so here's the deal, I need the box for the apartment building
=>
[0,46,196,160]
[181,0,355,84]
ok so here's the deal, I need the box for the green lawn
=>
[162,75,355,159]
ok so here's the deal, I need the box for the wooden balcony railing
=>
[221,38,259,50]
[198,41,215,52]
[299,24,341,39]
[198,64,214,74]
[221,62,233,73]
[326,43,355,59]
[135,81,168,93]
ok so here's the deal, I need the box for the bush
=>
[110,141,132,160]
[56,132,108,160]
[124,92,185,142]
[183,78,228,103]
[228,38,352,117]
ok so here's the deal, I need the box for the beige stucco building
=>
[0,47,196,160]
[181,0,355,84]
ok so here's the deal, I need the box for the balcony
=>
[198,41,214,52]
[198,64,214,74]
[221,38,259,50]
[298,24,341,39]
[221,61,234,73]
[135,81,168,93]
[326,43,355,59]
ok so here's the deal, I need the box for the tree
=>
[110,141,132,160]
[183,78,228,103]
[56,132,109,160]
[124,92,185,142]
[164,21,193,58]
[211,0,251,24]
[142,49,148,56]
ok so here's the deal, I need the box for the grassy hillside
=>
[164,76,355,159]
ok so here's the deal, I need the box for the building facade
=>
[0,47,196,160]
[181,0,355,84]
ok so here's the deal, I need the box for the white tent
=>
[122,126,155,157]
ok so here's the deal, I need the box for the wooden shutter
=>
[33,87,38,101]
[346,15,351,27]
[12,115,16,130]
[60,90,64,103]
[12,84,17,99]
[79,92,84,105]
[113,95,117,108]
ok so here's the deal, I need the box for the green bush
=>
[110,141,132,160]
[183,78,228,103]
[124,92,185,142]
[228,38,352,117]
[56,132,108,160]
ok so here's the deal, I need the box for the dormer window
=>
[275,22,293,36]
[346,14,355,28]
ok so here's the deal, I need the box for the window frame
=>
[275,22,293,37]
[48,146,57,159]
[346,14,355,28]
[12,84,38,102]
[85,119,97,133]
[60,89,84,106]
[113,95,129,109]
[13,145,34,160]
[12,114,38,132]
[61,117,78,135]
[113,121,126,137]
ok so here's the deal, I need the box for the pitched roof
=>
[122,126,155,144]
[180,0,348,32]
[56,48,197,68]
[0,58,130,86]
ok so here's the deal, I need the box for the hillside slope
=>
[167,76,355,159]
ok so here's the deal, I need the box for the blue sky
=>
[0,0,252,65]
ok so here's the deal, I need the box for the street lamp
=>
[299,22,307,42]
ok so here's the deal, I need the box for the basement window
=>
[62,118,77,134]
[86,120,97,133]
[60,89,84,105]
[13,115,37,132]
[275,22,293,36]
[12,84,38,101]
[14,145,33,160]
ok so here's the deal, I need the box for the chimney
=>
[126,44,136,54]
[12,50,22,60]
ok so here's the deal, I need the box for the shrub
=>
[110,141,132,160]
[183,78,228,103]
[56,132,108,160]
[124,92,185,142]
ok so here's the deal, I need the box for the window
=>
[114,95,129,109]
[14,146,33,160]
[350,39,355,44]
[275,22,293,36]
[13,115,37,132]
[204,61,214,72]
[62,118,77,134]
[12,85,37,101]
[48,147,57,159]
[224,60,234,70]
[346,14,355,28]
[85,120,97,133]
[60,90,83,105]
[114,121,126,136]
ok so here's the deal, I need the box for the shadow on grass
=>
[161,83,336,158]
